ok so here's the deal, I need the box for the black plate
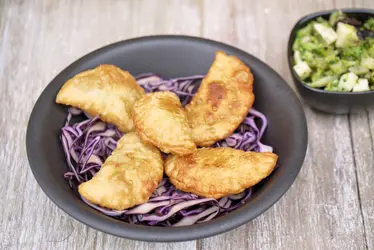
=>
[26,35,307,242]
[288,8,374,114]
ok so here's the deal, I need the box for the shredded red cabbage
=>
[61,74,273,227]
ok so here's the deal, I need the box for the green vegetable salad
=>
[292,11,374,92]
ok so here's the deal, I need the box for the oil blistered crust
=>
[165,147,277,199]
[185,51,255,146]
[56,64,145,132]
[133,91,196,155]
[78,132,163,210]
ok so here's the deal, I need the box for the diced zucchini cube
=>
[313,23,338,45]
[293,61,312,80]
[353,78,370,92]
[335,22,359,48]
[338,72,358,91]
[361,57,374,70]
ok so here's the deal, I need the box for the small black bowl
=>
[288,8,374,114]
[26,35,307,242]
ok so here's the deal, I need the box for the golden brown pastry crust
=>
[165,147,277,199]
[133,91,196,155]
[56,64,145,132]
[78,132,163,210]
[185,51,255,146]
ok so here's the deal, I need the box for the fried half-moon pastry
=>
[165,147,277,199]
[56,64,145,132]
[78,132,163,210]
[133,91,196,155]
[185,51,255,146]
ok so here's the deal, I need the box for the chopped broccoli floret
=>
[363,38,374,57]
[329,61,346,74]
[363,18,374,32]
[370,72,374,85]
[324,79,341,91]
[300,51,315,66]
[342,59,359,68]
[297,22,314,38]
[300,36,325,51]
[340,45,362,60]
[315,46,338,57]
[329,10,346,26]
[311,68,325,82]
[316,17,330,26]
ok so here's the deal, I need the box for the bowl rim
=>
[26,35,308,242]
[287,8,374,95]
